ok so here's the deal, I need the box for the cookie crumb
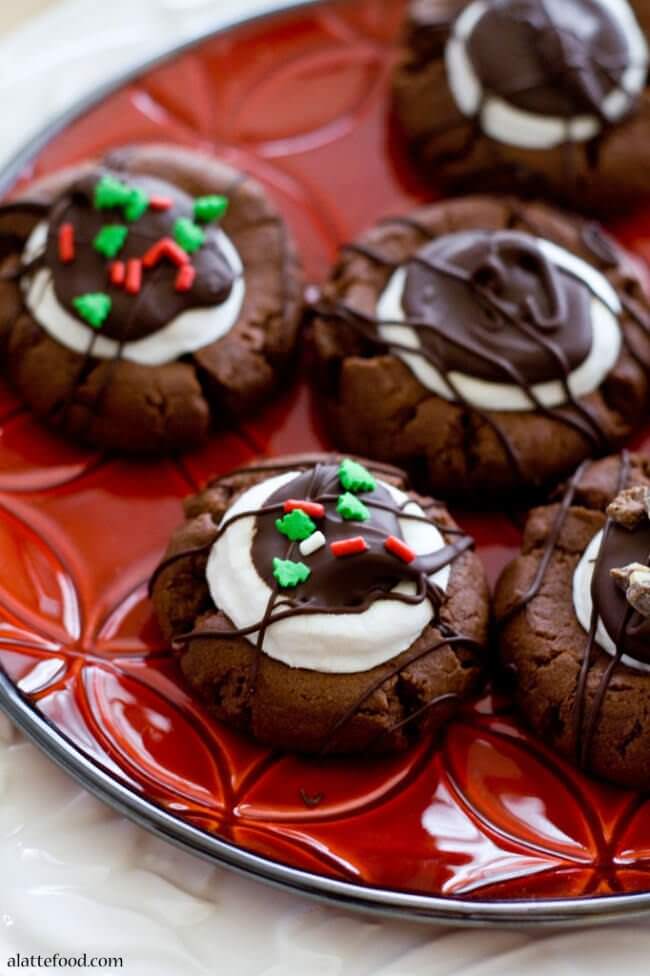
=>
[611,562,650,617]
[606,487,650,529]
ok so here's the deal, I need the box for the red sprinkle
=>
[384,535,417,564]
[58,223,75,263]
[330,537,368,558]
[175,264,196,293]
[143,236,189,269]
[284,499,326,519]
[142,239,167,268]
[163,239,191,267]
[125,258,142,295]
[150,195,173,211]
[109,261,126,287]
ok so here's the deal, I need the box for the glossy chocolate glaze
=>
[42,169,235,343]
[320,218,629,485]
[402,229,593,384]
[251,463,466,609]
[405,0,647,196]
[467,0,635,120]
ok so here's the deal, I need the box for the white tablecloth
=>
[2,1,650,972]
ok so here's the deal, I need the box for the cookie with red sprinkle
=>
[0,144,303,454]
[150,452,489,755]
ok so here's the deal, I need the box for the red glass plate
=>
[3,0,650,926]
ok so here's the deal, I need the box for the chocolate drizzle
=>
[155,458,480,751]
[498,450,650,770]
[320,218,626,485]
[402,230,594,385]
[251,465,467,608]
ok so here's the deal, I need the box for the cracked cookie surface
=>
[393,0,650,216]
[150,452,490,756]
[496,452,650,789]
[309,195,650,503]
[0,143,303,455]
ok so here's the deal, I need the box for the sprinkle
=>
[58,223,75,263]
[331,536,369,558]
[174,217,205,255]
[284,499,326,519]
[339,458,376,494]
[72,292,112,329]
[165,240,190,267]
[94,175,150,223]
[143,237,189,269]
[194,195,229,223]
[175,264,196,293]
[384,535,416,564]
[337,492,370,522]
[273,557,311,589]
[93,224,127,259]
[299,531,326,557]
[142,241,164,269]
[125,258,142,295]
[150,195,173,211]
[123,187,149,223]
[276,509,317,542]
[109,261,126,286]
[94,175,131,211]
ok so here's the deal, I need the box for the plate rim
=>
[1,0,650,927]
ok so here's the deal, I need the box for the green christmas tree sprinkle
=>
[174,217,205,255]
[275,509,317,542]
[339,458,376,494]
[94,176,149,223]
[94,175,131,211]
[194,195,229,223]
[93,224,128,259]
[72,292,112,329]
[273,557,311,589]
[337,492,370,522]
[123,187,149,222]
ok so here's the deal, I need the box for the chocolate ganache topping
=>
[250,462,466,611]
[25,168,236,343]
[402,229,595,385]
[592,513,650,665]
[465,0,639,122]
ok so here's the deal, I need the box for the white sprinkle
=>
[300,531,326,557]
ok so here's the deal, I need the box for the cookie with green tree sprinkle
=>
[150,452,490,756]
[0,145,303,455]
